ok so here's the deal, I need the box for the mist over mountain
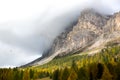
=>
[22,9,120,67]
[0,0,120,67]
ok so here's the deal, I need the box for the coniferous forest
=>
[0,45,120,80]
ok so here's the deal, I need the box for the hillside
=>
[22,9,120,67]
[34,44,120,70]
[1,44,120,80]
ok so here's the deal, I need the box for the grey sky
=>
[0,0,120,67]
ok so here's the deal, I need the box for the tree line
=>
[0,45,120,80]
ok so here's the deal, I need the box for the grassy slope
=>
[31,45,120,72]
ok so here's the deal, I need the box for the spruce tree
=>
[53,69,59,80]
[62,67,70,80]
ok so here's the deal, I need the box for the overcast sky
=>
[0,0,120,68]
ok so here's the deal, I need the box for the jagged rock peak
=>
[114,11,120,16]
[113,11,120,24]
[78,9,110,27]
[104,11,120,33]
[80,9,99,17]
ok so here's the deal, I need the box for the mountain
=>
[22,9,120,67]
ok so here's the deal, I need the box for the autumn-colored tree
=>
[101,64,112,80]
[23,70,30,80]
[107,63,117,79]
[67,69,77,80]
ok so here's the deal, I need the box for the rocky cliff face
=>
[22,9,120,67]
[47,9,109,57]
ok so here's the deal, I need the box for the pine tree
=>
[62,67,70,80]
[115,62,120,80]
[77,67,89,80]
[71,60,78,73]
[53,69,59,80]
[96,63,104,79]
[30,69,34,79]
[89,63,98,80]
